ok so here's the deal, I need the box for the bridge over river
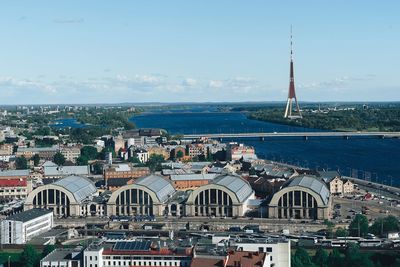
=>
[182,131,400,140]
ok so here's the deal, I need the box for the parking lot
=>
[331,187,400,224]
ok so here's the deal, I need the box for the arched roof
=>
[54,175,97,202]
[135,175,175,202]
[212,174,253,203]
[286,175,330,205]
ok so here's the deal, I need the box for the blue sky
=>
[0,1,399,104]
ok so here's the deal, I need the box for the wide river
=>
[131,112,400,186]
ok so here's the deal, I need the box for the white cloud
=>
[182,78,197,87]
[298,74,376,91]
[208,80,223,88]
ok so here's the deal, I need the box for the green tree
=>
[369,215,399,236]
[42,244,56,258]
[313,247,329,267]
[99,146,116,160]
[15,156,28,169]
[92,162,103,175]
[328,249,344,267]
[80,146,99,160]
[129,155,141,164]
[335,227,348,238]
[76,155,89,166]
[176,150,184,159]
[146,154,165,172]
[292,247,316,267]
[324,219,335,239]
[53,152,66,166]
[344,243,373,267]
[32,154,40,167]
[20,245,39,267]
[349,214,369,237]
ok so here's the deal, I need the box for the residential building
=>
[134,148,149,163]
[187,144,206,158]
[328,176,344,195]
[16,146,59,160]
[343,179,355,194]
[104,164,150,183]
[1,209,53,244]
[60,146,81,163]
[226,143,256,161]
[0,178,33,199]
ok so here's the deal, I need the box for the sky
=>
[0,1,399,104]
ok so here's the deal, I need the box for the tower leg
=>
[284,98,291,118]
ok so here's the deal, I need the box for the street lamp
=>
[8,255,11,267]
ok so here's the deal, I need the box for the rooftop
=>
[135,175,176,202]
[212,174,254,202]
[44,165,89,176]
[286,175,330,205]
[6,209,52,223]
[41,248,82,262]
[54,175,97,202]
[0,169,29,177]
[170,173,217,181]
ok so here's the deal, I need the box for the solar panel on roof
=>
[113,241,151,251]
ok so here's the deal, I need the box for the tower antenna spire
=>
[284,25,302,119]
[290,24,293,60]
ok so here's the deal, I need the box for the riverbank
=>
[244,106,400,132]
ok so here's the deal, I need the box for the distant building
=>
[187,144,206,158]
[60,146,81,163]
[343,179,355,194]
[134,148,149,163]
[104,164,150,183]
[170,173,217,190]
[0,169,32,199]
[114,135,125,153]
[226,143,256,161]
[1,209,53,244]
[43,165,90,179]
[0,178,33,200]
[16,146,59,160]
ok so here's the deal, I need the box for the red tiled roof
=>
[0,179,27,187]
[226,251,266,267]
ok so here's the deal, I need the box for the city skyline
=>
[0,1,399,104]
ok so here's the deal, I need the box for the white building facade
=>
[1,209,53,244]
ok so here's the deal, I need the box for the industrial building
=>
[267,175,331,220]
[24,175,99,217]
[185,174,255,217]
[107,175,176,216]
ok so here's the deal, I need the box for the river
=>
[131,112,400,186]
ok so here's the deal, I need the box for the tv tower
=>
[284,26,302,119]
